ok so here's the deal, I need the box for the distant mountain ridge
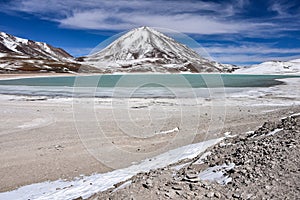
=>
[234,59,300,75]
[0,32,96,73]
[4,28,298,75]
[0,32,72,61]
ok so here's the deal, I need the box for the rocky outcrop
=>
[88,114,300,200]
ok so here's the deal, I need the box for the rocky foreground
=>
[87,113,300,200]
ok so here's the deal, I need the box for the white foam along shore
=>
[0,138,223,200]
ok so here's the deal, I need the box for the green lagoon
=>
[0,74,298,88]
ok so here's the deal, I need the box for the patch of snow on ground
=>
[290,59,300,63]
[14,36,28,44]
[171,162,191,171]
[0,53,7,57]
[0,63,9,68]
[156,127,179,135]
[283,113,300,119]
[245,131,254,134]
[17,118,48,129]
[199,163,235,185]
[0,138,223,200]
[266,128,283,136]
[193,151,212,165]
[112,180,132,192]
[2,38,19,53]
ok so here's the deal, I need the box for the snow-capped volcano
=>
[83,27,236,73]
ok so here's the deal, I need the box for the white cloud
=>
[2,0,275,35]
[1,0,299,65]
[203,45,300,54]
[58,10,264,34]
[268,0,297,17]
[9,0,229,16]
[63,47,93,57]
[212,54,300,65]
[201,44,300,65]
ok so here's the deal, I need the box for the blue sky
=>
[0,0,300,65]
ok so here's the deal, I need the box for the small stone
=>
[189,183,199,191]
[172,185,182,190]
[129,195,136,200]
[214,192,221,198]
[146,179,153,187]
[265,185,272,190]
[186,173,198,179]
[55,145,63,150]
[176,190,183,196]
[206,192,214,198]
[165,190,176,198]
[142,183,149,189]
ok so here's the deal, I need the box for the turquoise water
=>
[0,74,298,88]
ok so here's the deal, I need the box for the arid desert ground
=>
[0,75,299,194]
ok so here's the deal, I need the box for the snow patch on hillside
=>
[235,59,300,75]
[290,59,300,63]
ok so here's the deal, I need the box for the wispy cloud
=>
[1,0,299,64]
[63,47,93,57]
[201,43,300,65]
[204,45,300,54]
[211,54,300,65]
[268,0,299,17]
[0,0,282,35]
[59,10,267,35]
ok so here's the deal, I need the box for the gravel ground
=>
[88,113,300,200]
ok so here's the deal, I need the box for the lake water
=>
[0,74,298,98]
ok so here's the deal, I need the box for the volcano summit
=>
[82,26,236,73]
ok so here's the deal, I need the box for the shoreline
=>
[0,72,81,80]
[0,72,299,81]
